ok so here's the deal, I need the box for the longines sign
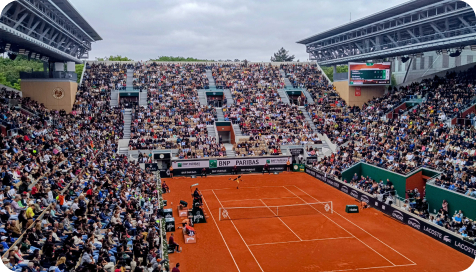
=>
[305,166,476,258]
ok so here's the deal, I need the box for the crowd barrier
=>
[305,166,476,258]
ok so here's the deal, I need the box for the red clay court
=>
[164,172,474,272]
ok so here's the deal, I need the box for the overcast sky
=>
[72,0,409,62]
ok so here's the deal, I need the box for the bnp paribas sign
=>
[209,159,218,168]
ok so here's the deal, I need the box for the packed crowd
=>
[0,63,171,272]
[311,68,476,179]
[128,63,217,150]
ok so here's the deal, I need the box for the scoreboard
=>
[349,62,391,85]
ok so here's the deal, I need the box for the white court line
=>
[202,185,287,191]
[201,194,241,272]
[282,186,397,267]
[212,190,265,272]
[248,236,354,246]
[259,199,302,241]
[221,196,299,202]
[321,263,418,272]
[292,185,417,266]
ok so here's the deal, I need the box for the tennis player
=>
[229,175,242,189]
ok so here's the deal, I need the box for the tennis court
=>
[164,173,474,272]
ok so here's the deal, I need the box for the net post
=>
[277,206,279,217]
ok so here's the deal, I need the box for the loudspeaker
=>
[180,200,188,207]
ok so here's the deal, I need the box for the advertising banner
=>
[172,157,291,176]
[144,163,158,172]
[304,166,476,258]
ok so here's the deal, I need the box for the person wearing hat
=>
[1,236,9,251]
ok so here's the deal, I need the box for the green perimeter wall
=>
[342,163,406,198]
[426,183,476,220]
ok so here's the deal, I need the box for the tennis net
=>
[219,201,333,221]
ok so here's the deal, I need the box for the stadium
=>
[0,0,475,271]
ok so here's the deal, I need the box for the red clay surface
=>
[163,172,475,272]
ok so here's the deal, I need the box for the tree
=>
[321,65,348,82]
[75,64,84,83]
[270,47,295,62]
[0,55,44,90]
[234,59,240,62]
[96,55,133,61]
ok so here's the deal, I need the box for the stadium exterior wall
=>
[305,166,476,258]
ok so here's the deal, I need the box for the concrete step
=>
[278,90,290,104]
[223,89,233,102]
[232,124,243,136]
[302,89,315,104]
[216,108,225,121]
[300,107,318,133]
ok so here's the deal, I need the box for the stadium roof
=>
[50,0,102,41]
[297,0,444,45]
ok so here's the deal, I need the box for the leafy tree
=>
[75,64,84,83]
[391,74,397,87]
[150,56,214,62]
[270,47,295,62]
[321,65,348,82]
[0,55,44,90]
[96,55,133,61]
[234,59,240,62]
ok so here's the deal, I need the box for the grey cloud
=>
[73,0,407,61]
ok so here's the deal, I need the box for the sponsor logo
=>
[235,159,259,166]
[381,205,386,210]
[349,208,358,212]
[178,163,182,167]
[186,236,196,243]
[209,160,217,168]
[52,87,65,99]
[454,241,476,256]
[443,236,451,243]
[166,224,174,231]
[193,211,204,222]
[266,159,270,163]
[165,214,172,218]
[341,186,349,194]
[350,190,359,199]
[294,165,299,170]
[423,226,443,239]
[360,195,369,204]
[392,210,404,221]
[407,218,421,230]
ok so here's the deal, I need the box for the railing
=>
[155,172,169,271]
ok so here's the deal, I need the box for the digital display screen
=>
[349,62,392,85]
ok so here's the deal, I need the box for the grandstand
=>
[0,0,476,271]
